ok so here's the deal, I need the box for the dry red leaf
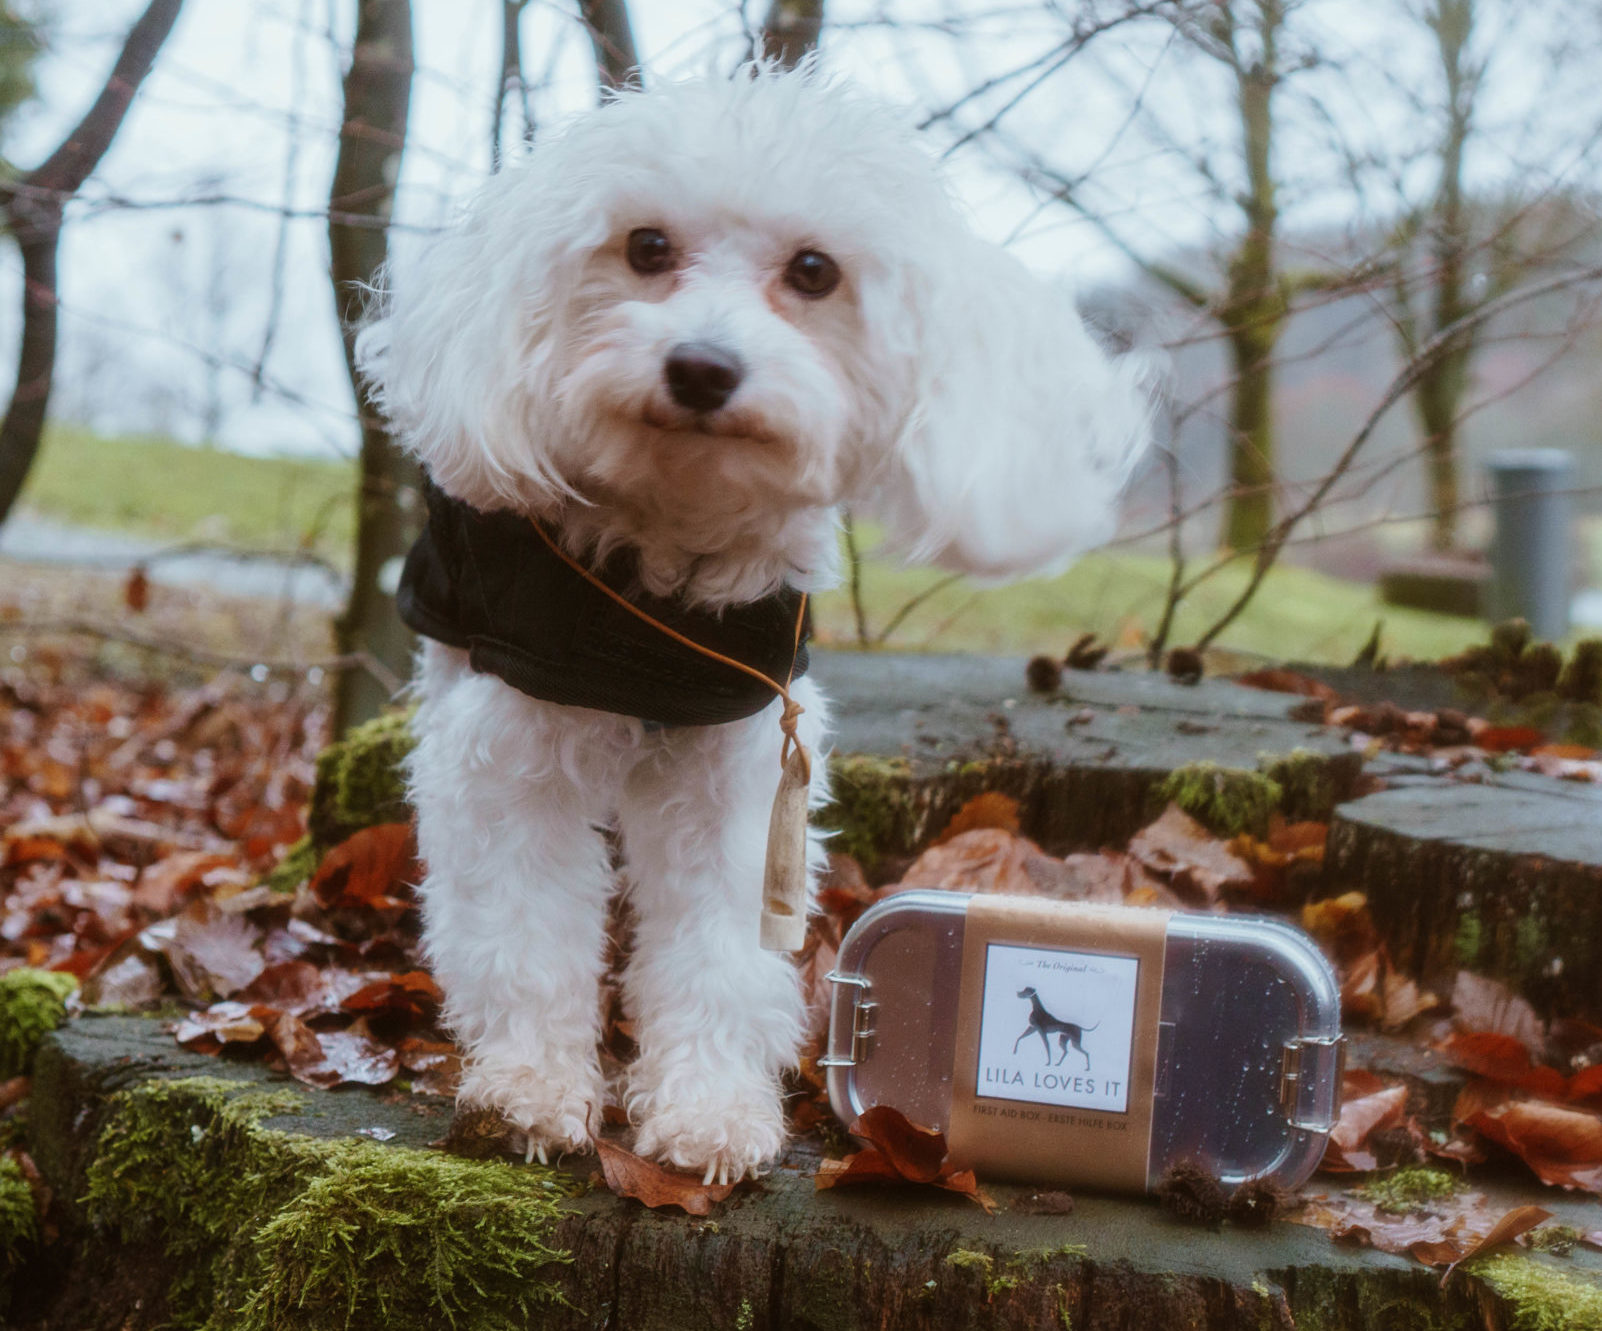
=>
[850,1104,947,1182]
[593,1137,737,1215]
[1235,669,1339,701]
[142,899,263,1000]
[124,567,149,614]
[310,823,418,912]
[931,793,1022,847]
[1321,1073,1411,1173]
[1449,972,1547,1051]
[896,828,1057,897]
[1128,805,1254,905]
[132,851,237,915]
[341,969,444,1022]
[174,1001,272,1049]
[234,959,338,1015]
[270,1013,401,1090]
[1435,1032,1568,1099]
[1473,725,1546,753]
[395,1036,461,1096]
[813,1105,996,1212]
[1461,1099,1602,1194]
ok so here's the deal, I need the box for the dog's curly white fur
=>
[358,68,1150,1182]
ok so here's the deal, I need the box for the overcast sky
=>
[6,0,1593,460]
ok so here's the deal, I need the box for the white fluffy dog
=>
[359,67,1149,1183]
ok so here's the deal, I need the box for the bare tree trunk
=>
[1416,0,1476,552]
[1222,312,1280,552]
[0,0,184,526]
[761,0,824,67]
[330,0,416,734]
[579,0,638,90]
[1219,0,1285,552]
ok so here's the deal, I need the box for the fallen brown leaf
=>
[1439,1204,1551,1285]
[1128,805,1253,905]
[594,1137,737,1215]
[896,828,1061,897]
[1321,1073,1411,1173]
[814,1105,996,1212]
[1462,1099,1602,1194]
[931,793,1022,846]
[310,823,418,912]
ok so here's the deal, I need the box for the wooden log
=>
[1326,781,1602,1018]
[20,1016,1598,1331]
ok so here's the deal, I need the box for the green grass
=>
[14,428,1498,666]
[18,426,355,562]
[813,544,1490,665]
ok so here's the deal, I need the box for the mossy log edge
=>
[1327,798,1602,1021]
[13,1016,1596,1331]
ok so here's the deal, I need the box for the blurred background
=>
[1,0,1600,730]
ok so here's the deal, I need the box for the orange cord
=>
[528,520,810,778]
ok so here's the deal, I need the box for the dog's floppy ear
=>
[860,231,1153,579]
[355,162,604,512]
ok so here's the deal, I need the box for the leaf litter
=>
[6,644,1602,1234]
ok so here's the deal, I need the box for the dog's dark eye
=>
[626,227,674,275]
[784,249,840,298]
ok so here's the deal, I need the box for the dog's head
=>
[360,68,1151,592]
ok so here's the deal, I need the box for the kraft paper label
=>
[946,897,1169,1191]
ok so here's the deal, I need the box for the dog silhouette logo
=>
[1013,985,1099,1069]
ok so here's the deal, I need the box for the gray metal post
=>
[1485,448,1572,638]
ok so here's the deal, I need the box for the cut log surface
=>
[23,1016,1602,1331]
[816,653,1361,862]
[1328,781,1602,1018]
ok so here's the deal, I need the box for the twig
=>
[2,616,400,690]
[840,511,871,647]
[876,573,966,647]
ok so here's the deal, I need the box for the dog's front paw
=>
[459,1060,599,1164]
[631,1084,787,1185]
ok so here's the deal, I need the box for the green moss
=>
[1514,915,1551,981]
[1472,1252,1602,1330]
[259,835,320,894]
[85,1076,573,1330]
[307,709,417,847]
[819,755,914,870]
[0,968,77,1078]
[1258,748,1336,820]
[1454,911,1484,968]
[263,709,418,891]
[0,1152,38,1286]
[1010,1242,1087,1265]
[1491,619,1533,667]
[1157,762,1282,838]
[943,1248,994,1273]
[1525,1225,1583,1257]
[1355,1167,1462,1215]
[1558,640,1602,705]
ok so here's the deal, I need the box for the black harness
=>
[396,480,811,728]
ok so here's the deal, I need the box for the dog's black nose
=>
[664,343,742,413]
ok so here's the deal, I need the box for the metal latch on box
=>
[1279,1034,1345,1132]
[818,972,876,1068]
